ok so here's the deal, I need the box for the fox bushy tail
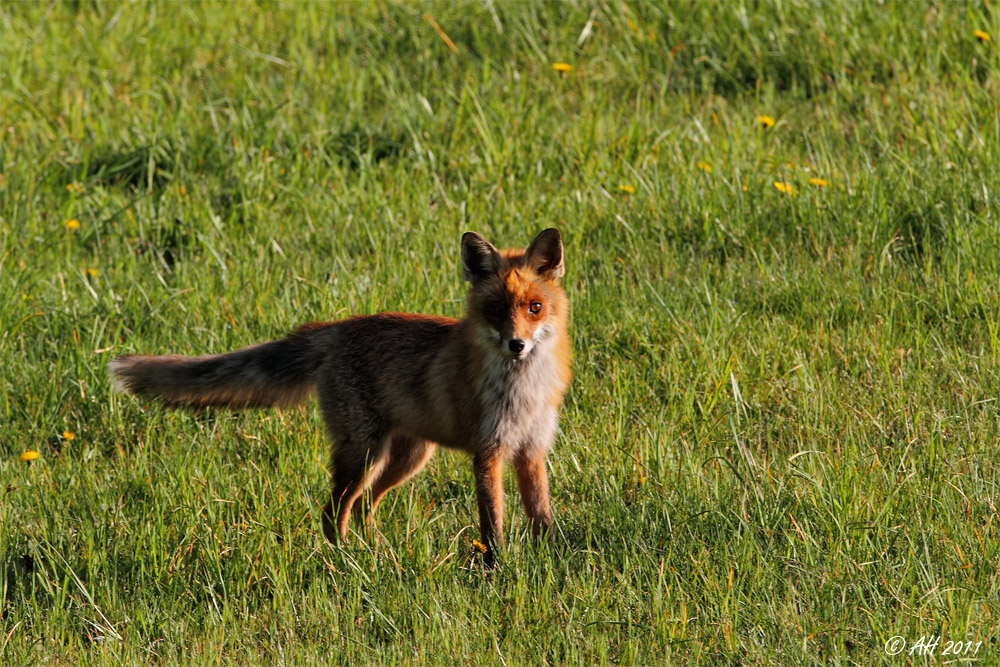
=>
[109,322,333,409]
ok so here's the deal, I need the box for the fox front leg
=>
[514,450,553,540]
[472,453,505,567]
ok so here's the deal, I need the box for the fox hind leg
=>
[352,435,437,525]
[322,435,388,543]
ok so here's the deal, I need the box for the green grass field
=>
[2,1,999,664]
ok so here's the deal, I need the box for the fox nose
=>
[508,339,525,354]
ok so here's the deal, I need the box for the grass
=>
[1,0,999,664]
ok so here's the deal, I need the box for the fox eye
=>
[528,301,543,314]
[487,303,504,317]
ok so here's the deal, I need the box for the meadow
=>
[2,1,999,664]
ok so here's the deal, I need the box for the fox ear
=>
[524,228,564,279]
[462,232,501,283]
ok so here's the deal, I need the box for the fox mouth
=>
[475,322,535,361]
[500,338,533,360]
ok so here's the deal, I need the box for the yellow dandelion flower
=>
[66,182,84,193]
[178,185,187,195]
[62,430,75,441]
[773,181,795,195]
[86,268,99,277]
[20,450,40,462]
[808,178,829,187]
[65,218,80,231]
[974,30,990,43]
[696,162,712,173]
[472,539,487,553]
[757,115,776,129]
[618,184,635,194]
[552,62,573,73]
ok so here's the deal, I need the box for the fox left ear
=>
[462,232,502,283]
[524,228,564,279]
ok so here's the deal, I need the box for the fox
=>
[109,228,571,565]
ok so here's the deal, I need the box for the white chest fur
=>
[475,333,564,456]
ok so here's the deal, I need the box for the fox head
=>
[461,228,568,361]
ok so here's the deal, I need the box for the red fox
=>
[109,229,571,565]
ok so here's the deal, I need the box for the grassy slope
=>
[2,1,999,664]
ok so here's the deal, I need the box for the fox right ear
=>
[462,232,501,283]
[524,228,564,279]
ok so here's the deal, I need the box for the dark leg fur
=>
[323,438,388,542]
[473,453,505,567]
[352,435,436,526]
